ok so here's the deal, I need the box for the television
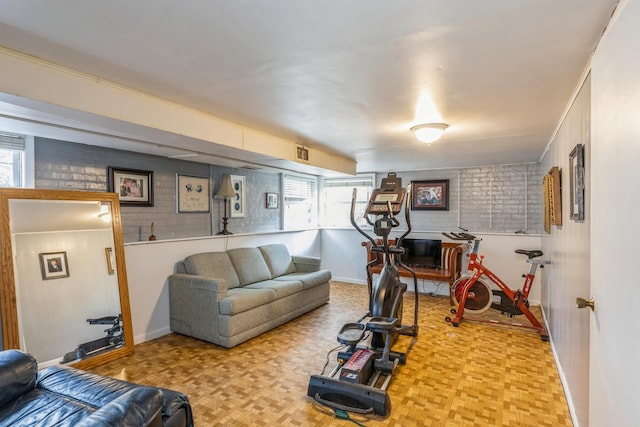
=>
[400,238,442,269]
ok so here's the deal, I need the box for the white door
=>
[589,2,640,425]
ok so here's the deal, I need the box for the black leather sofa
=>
[0,349,193,427]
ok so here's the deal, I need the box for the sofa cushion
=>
[259,244,297,277]
[184,252,241,289]
[227,247,272,286]
[244,280,303,299]
[219,288,276,315]
[274,270,332,290]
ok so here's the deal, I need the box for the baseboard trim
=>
[540,305,580,427]
[134,326,171,345]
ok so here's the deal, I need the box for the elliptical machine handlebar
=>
[396,183,413,247]
[350,188,377,248]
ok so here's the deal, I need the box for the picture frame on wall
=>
[411,179,449,210]
[105,247,115,275]
[570,144,585,220]
[266,192,279,209]
[39,251,69,280]
[107,167,154,206]
[176,174,211,213]
[230,175,246,218]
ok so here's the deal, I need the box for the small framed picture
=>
[105,247,115,275]
[108,167,154,206]
[266,192,279,209]
[230,175,246,218]
[177,174,211,213]
[411,180,450,211]
[569,144,585,221]
[39,252,70,280]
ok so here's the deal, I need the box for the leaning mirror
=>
[0,188,134,369]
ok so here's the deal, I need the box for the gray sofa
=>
[168,243,331,348]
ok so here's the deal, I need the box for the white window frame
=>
[0,133,34,188]
[282,172,318,230]
[320,174,375,228]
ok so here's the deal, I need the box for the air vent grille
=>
[296,145,310,162]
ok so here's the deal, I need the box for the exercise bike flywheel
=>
[451,276,493,314]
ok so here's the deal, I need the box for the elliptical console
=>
[307,172,419,418]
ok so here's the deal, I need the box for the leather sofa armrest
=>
[0,350,37,407]
[292,255,321,272]
[159,387,194,427]
[73,387,164,427]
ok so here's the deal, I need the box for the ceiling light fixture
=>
[410,123,449,144]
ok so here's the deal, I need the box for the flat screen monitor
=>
[400,238,442,269]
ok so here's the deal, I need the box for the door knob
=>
[576,297,595,311]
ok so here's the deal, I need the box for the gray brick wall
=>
[35,138,282,242]
[34,137,541,241]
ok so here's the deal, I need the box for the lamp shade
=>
[215,174,235,199]
[410,123,449,144]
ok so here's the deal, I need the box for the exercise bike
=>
[307,172,419,417]
[443,230,551,341]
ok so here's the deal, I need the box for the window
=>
[283,173,318,230]
[0,133,32,188]
[321,174,374,228]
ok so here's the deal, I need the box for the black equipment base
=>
[308,375,391,417]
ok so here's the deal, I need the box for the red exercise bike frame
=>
[444,232,550,341]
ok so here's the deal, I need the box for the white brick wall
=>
[383,164,541,234]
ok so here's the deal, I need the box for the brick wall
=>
[34,138,541,241]
[382,164,541,234]
[35,138,281,242]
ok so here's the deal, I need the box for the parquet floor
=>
[89,281,571,426]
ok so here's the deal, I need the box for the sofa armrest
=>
[0,350,37,407]
[73,387,164,427]
[168,273,229,296]
[292,255,321,272]
[168,274,228,342]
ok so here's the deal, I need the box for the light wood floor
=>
[89,282,571,426]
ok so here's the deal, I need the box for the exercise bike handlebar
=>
[442,227,479,242]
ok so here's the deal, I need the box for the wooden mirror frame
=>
[0,188,134,369]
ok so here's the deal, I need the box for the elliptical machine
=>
[307,172,419,417]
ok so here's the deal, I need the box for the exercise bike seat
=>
[515,249,543,259]
[366,317,398,332]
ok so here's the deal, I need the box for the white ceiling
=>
[0,1,618,174]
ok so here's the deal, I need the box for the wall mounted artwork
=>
[230,175,246,218]
[543,166,562,233]
[411,179,449,211]
[108,167,153,206]
[176,174,210,213]
[569,144,585,221]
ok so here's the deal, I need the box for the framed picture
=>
[266,192,279,209]
[411,180,449,210]
[108,167,153,206]
[570,144,585,220]
[39,252,69,280]
[177,174,211,213]
[230,175,246,217]
[105,247,115,275]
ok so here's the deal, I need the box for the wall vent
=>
[296,145,310,163]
